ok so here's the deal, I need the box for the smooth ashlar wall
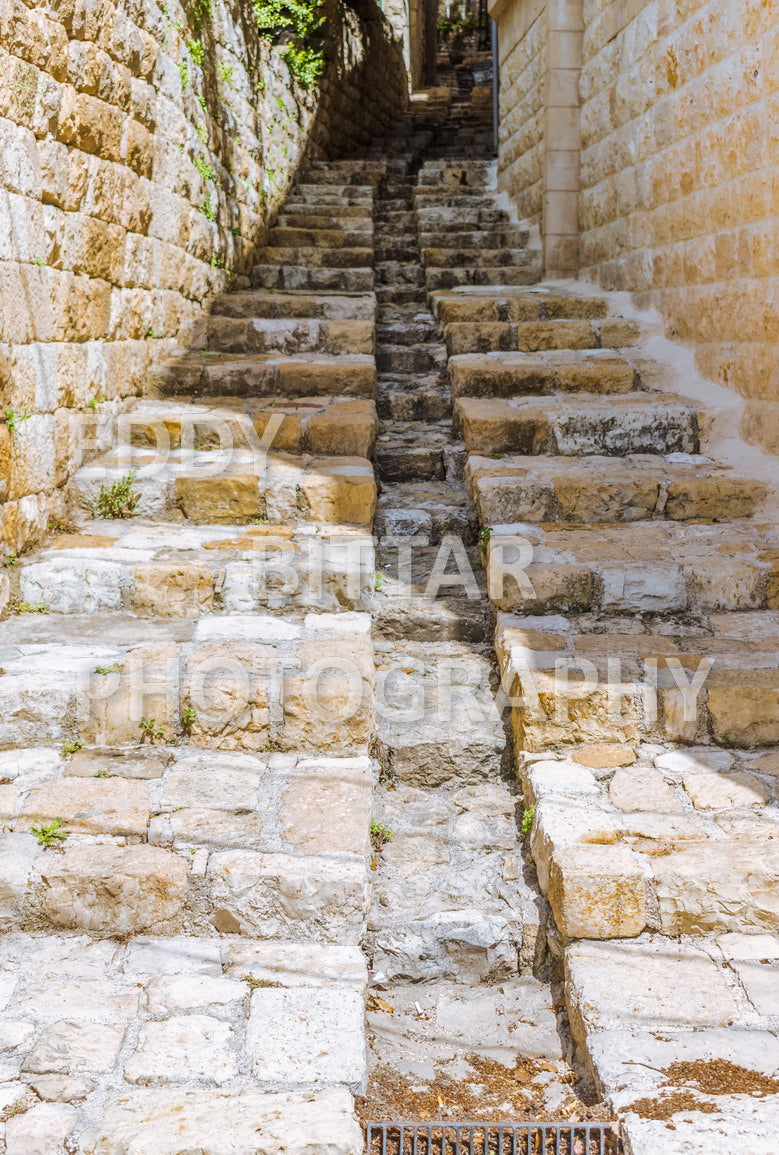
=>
[491,0,778,455]
[0,0,407,556]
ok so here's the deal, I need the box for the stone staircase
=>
[1,79,778,1155]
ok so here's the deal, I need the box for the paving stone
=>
[247,986,366,1089]
[124,1015,238,1086]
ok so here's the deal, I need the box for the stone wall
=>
[0,0,407,558]
[490,0,778,454]
[579,0,778,455]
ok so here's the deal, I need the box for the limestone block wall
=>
[493,0,547,227]
[0,0,407,557]
[579,0,778,456]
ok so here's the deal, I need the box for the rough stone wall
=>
[0,0,407,557]
[494,0,546,225]
[579,0,778,455]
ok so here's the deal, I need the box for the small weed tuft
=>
[520,805,536,840]
[30,818,69,848]
[2,552,16,568]
[9,599,49,615]
[62,739,84,757]
[478,526,492,556]
[140,717,166,744]
[4,408,32,434]
[181,707,197,736]
[370,819,394,852]
[95,663,122,675]
[93,471,140,519]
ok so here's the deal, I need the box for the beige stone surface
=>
[548,844,647,940]
[18,778,150,837]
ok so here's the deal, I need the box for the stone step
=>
[449,351,638,398]
[374,640,508,786]
[496,609,779,751]
[466,453,766,525]
[416,208,510,227]
[565,936,779,1153]
[280,200,373,217]
[251,265,374,292]
[194,315,374,357]
[0,934,367,1147]
[367,782,544,982]
[376,344,444,374]
[67,446,377,527]
[423,247,535,269]
[117,396,378,458]
[374,544,488,642]
[378,385,451,422]
[262,246,374,269]
[275,211,373,232]
[376,320,437,345]
[522,743,779,944]
[12,519,374,616]
[419,227,530,248]
[375,444,448,483]
[375,480,476,544]
[298,171,381,188]
[150,351,376,400]
[0,611,374,753]
[0,748,373,941]
[375,262,425,286]
[373,245,419,263]
[485,520,779,615]
[290,184,373,201]
[211,290,375,322]
[268,226,373,247]
[425,266,540,290]
[444,317,640,355]
[431,289,610,326]
[455,392,699,456]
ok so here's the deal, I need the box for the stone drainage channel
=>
[355,144,618,1145]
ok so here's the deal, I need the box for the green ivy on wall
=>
[251,0,326,89]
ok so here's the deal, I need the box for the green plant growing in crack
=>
[95,663,122,675]
[62,739,84,757]
[520,805,536,840]
[2,552,16,568]
[252,0,325,89]
[478,526,492,555]
[4,408,31,433]
[193,155,215,181]
[8,599,49,615]
[374,573,383,592]
[30,818,69,848]
[181,707,198,736]
[93,472,140,519]
[370,819,394,852]
[140,717,166,744]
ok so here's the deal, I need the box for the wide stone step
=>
[375,261,425,286]
[262,246,373,269]
[0,931,366,1147]
[374,544,487,642]
[67,446,377,527]
[374,640,508,786]
[377,319,437,345]
[299,170,381,187]
[211,290,375,322]
[423,247,534,269]
[521,744,779,942]
[425,266,540,289]
[485,519,779,615]
[496,609,779,750]
[269,226,373,247]
[375,480,476,544]
[449,351,637,398]
[289,184,373,201]
[445,317,640,355]
[251,265,374,292]
[12,519,374,616]
[376,344,443,374]
[373,245,419,263]
[455,392,699,456]
[0,611,374,752]
[419,227,530,248]
[194,315,375,356]
[565,936,779,1154]
[116,396,378,458]
[150,351,376,400]
[466,453,766,525]
[276,211,373,232]
[0,747,372,940]
[280,200,373,217]
[431,288,610,325]
[378,384,451,422]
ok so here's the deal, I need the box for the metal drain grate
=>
[365,1121,620,1155]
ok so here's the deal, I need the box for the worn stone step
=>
[280,199,372,217]
[449,351,638,398]
[419,228,530,248]
[268,226,373,248]
[444,317,640,355]
[373,245,419,263]
[67,446,377,527]
[431,288,610,326]
[0,611,374,753]
[0,934,366,1146]
[423,247,535,269]
[298,171,381,188]
[0,748,373,941]
[378,385,451,422]
[150,351,376,400]
[376,320,437,345]
[376,344,443,374]
[119,396,378,458]
[251,265,375,292]
[275,211,373,232]
[425,266,541,290]
[367,783,544,982]
[496,610,779,751]
[565,936,779,1153]
[290,184,373,201]
[263,246,373,269]
[211,290,375,322]
[375,480,476,544]
[466,453,766,525]
[192,315,374,357]
[375,261,425,286]
[455,392,699,456]
[375,444,447,482]
[374,640,508,786]
[374,544,488,642]
[12,519,374,616]
[486,520,779,615]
